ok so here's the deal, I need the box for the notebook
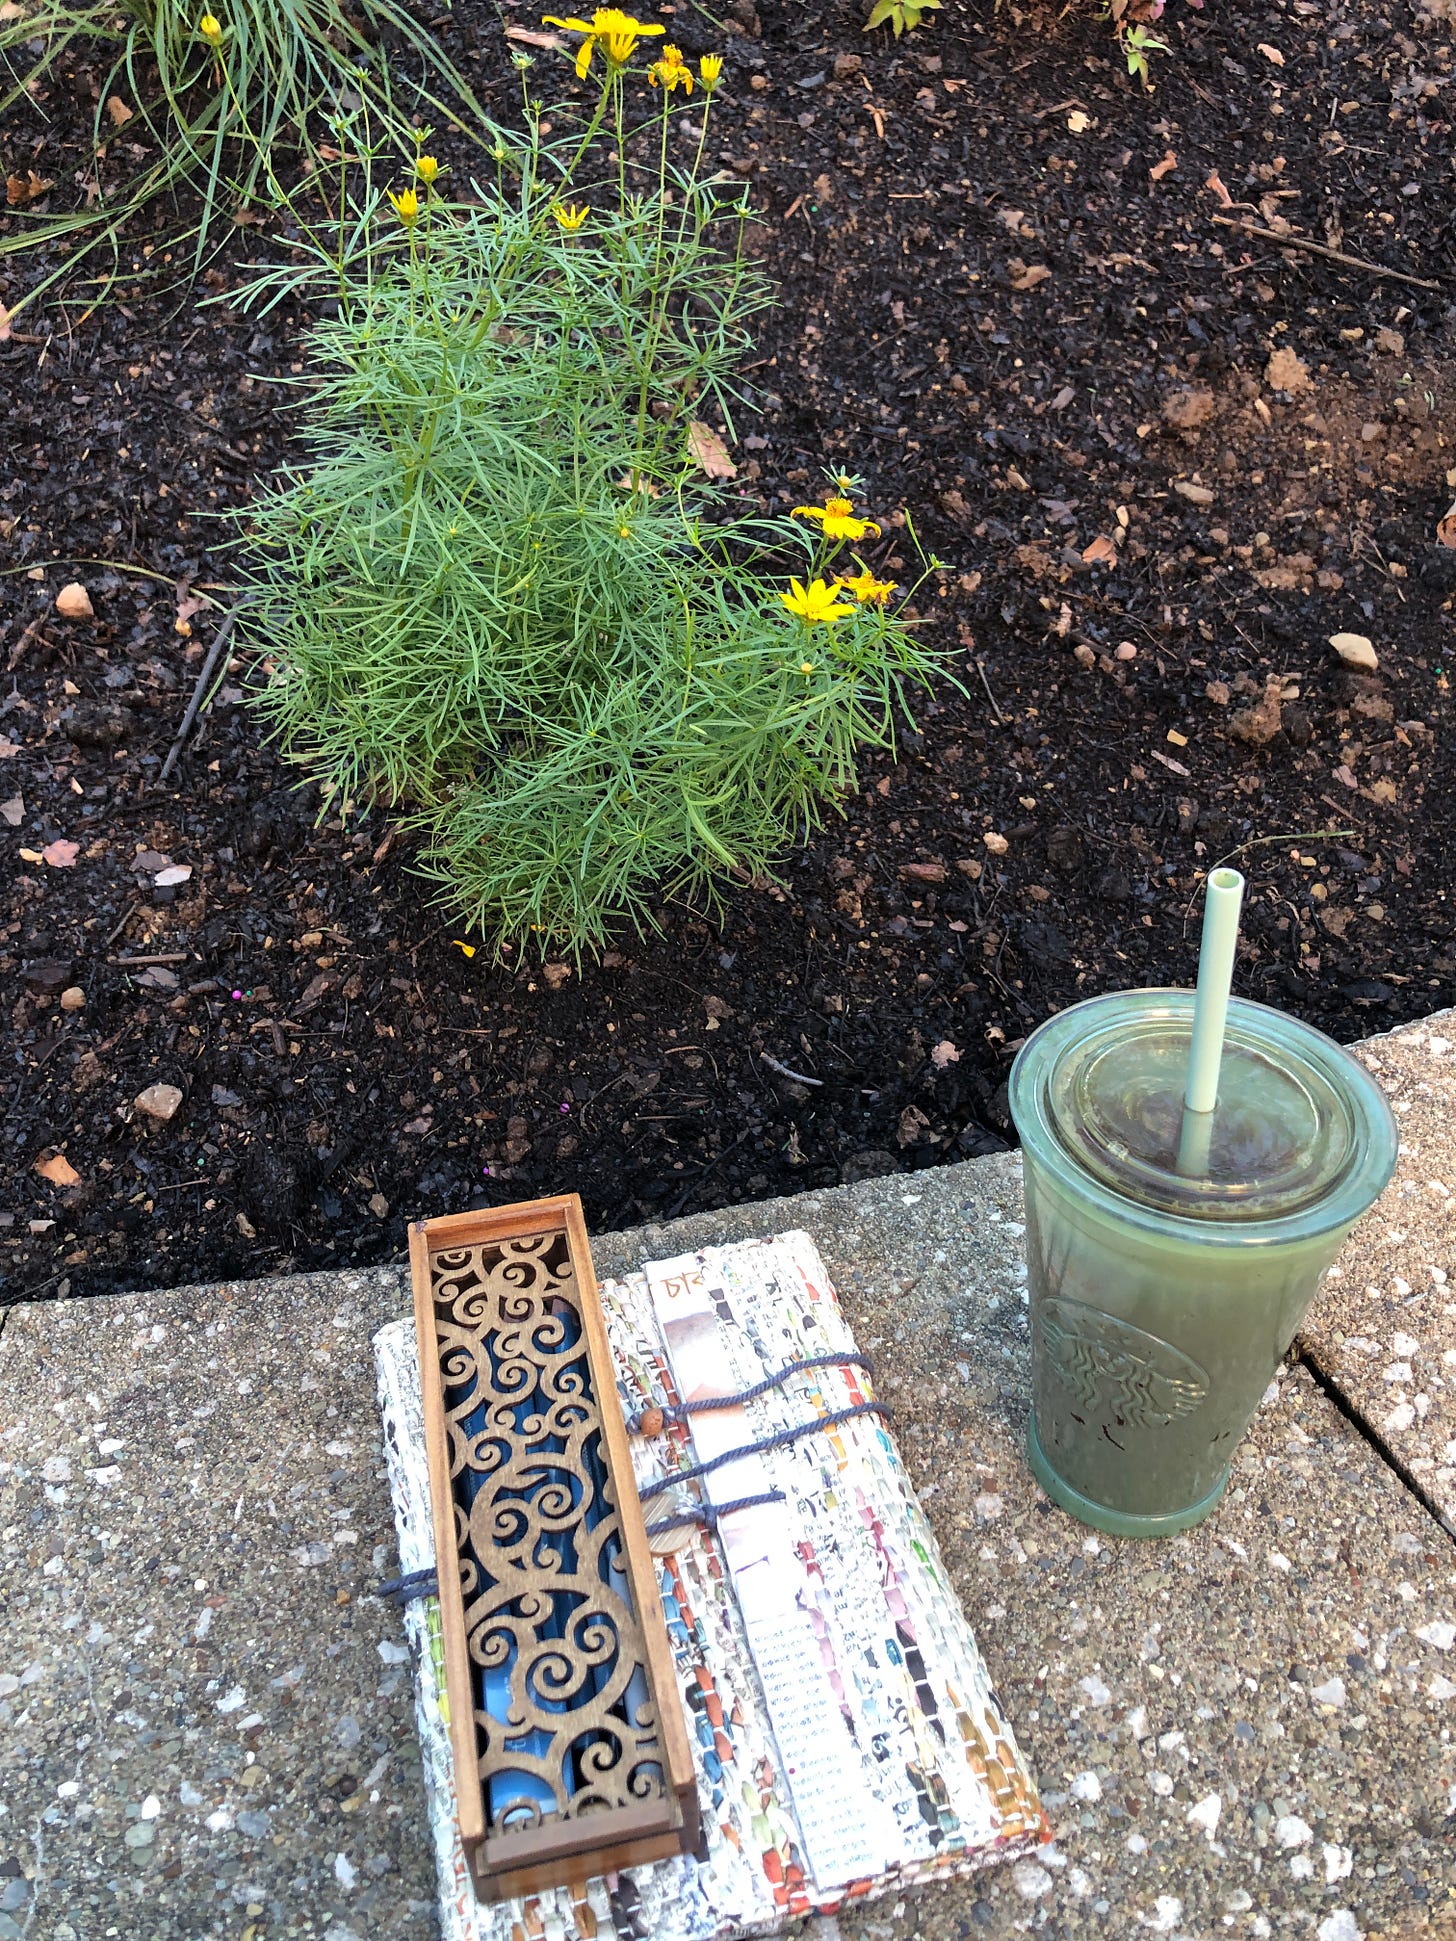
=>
[373,1230,1048,1941]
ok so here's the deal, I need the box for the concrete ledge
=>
[3,1038,1455,1939]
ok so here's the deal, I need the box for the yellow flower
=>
[415,154,441,186]
[389,186,420,226]
[799,659,815,675]
[699,52,722,89]
[451,939,476,958]
[842,568,897,605]
[542,8,665,80]
[198,11,223,41]
[791,495,882,542]
[648,43,693,91]
[552,201,589,231]
[780,577,855,626]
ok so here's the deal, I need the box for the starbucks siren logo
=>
[1038,1296,1208,1429]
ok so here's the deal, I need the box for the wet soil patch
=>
[2,0,1453,1302]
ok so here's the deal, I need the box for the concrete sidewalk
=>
[1,1018,1453,1941]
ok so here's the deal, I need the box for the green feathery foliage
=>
[236,40,948,955]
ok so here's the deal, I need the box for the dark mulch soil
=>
[3,0,1454,1304]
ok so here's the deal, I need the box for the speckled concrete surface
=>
[1296,1014,1456,1541]
[601,1168,1456,1941]
[0,1268,423,1941]
[3,1145,1454,1940]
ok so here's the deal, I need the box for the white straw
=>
[1184,867,1245,1114]
[1175,867,1245,1176]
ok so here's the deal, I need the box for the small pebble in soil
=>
[134,1083,184,1122]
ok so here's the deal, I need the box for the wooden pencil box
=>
[409,1196,699,1902]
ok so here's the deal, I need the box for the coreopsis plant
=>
[236,28,945,955]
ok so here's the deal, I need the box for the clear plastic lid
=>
[1010,991,1398,1236]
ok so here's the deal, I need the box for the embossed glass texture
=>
[430,1233,666,1829]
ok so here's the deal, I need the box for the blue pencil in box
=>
[410,1196,699,1902]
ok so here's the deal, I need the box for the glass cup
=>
[1008,990,1398,1538]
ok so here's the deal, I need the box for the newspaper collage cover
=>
[373,1230,1047,1941]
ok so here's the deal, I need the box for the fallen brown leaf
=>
[174,589,208,636]
[504,23,566,46]
[42,838,80,867]
[105,95,134,125]
[1081,534,1118,566]
[686,421,737,479]
[1008,258,1052,291]
[6,169,54,207]
[35,1152,81,1188]
[930,1040,961,1070]
[1257,41,1286,64]
[1438,501,1456,548]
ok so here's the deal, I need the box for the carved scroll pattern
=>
[429,1233,666,1831]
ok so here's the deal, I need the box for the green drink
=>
[1009,989,1397,1538]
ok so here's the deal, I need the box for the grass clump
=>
[0,0,480,310]
[239,23,947,956]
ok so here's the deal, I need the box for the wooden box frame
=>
[409,1195,699,1902]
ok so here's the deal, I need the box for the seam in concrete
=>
[1295,1338,1456,1549]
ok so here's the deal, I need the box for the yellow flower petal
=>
[791,494,880,541]
[843,569,897,605]
[779,576,855,625]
